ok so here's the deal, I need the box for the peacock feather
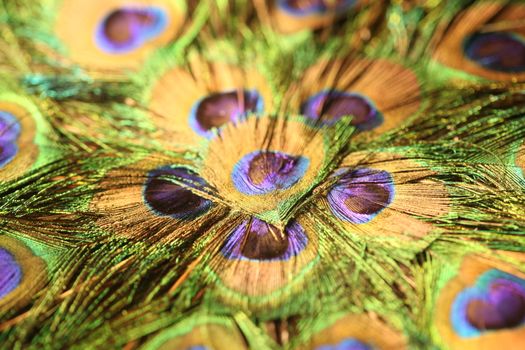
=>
[0,0,525,349]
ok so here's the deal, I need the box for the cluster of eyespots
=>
[231,150,310,195]
[315,338,374,350]
[451,269,525,337]
[221,218,308,261]
[327,168,394,224]
[189,89,264,138]
[463,32,525,73]
[278,0,357,14]
[143,166,212,219]
[301,90,383,131]
[95,6,168,54]
[0,247,22,299]
[0,111,21,169]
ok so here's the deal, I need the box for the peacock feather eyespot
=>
[148,59,272,145]
[272,0,359,33]
[327,152,449,242]
[463,32,525,73]
[301,90,383,131]
[0,236,47,312]
[294,59,421,137]
[203,117,326,219]
[327,168,394,224]
[95,6,169,54]
[302,314,407,349]
[432,3,525,81]
[451,269,525,337]
[54,0,186,70]
[143,166,212,219]
[0,132,21,161]
[315,338,374,350]
[0,110,22,169]
[436,254,525,350]
[231,150,310,195]
[0,247,23,300]
[91,157,222,240]
[210,212,318,299]
[0,100,40,182]
[0,111,22,142]
[189,89,264,138]
[221,218,308,261]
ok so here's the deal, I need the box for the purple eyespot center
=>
[0,111,21,169]
[464,32,525,73]
[143,166,212,219]
[452,269,525,337]
[231,150,310,195]
[95,7,168,54]
[467,281,525,330]
[315,338,374,350]
[0,111,21,141]
[222,218,308,261]
[301,91,383,131]
[189,89,263,138]
[278,0,357,15]
[0,247,22,299]
[327,168,394,224]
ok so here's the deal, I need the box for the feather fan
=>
[0,0,525,349]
